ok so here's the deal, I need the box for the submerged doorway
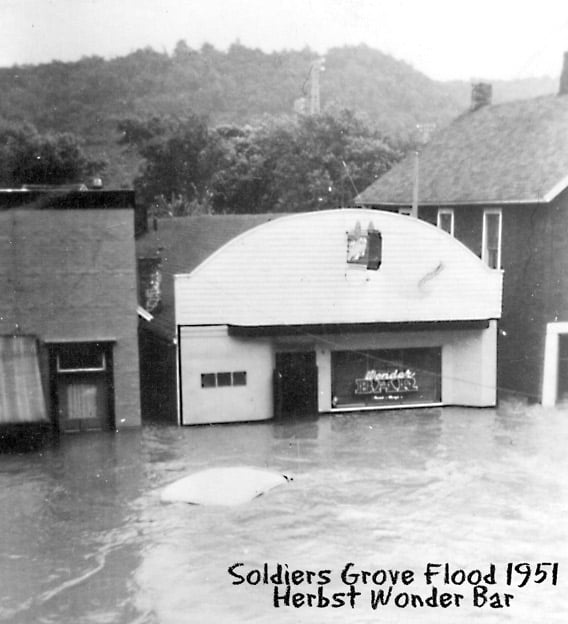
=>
[49,342,114,432]
[557,334,568,403]
[274,351,318,418]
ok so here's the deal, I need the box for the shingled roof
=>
[355,94,568,206]
[136,214,286,339]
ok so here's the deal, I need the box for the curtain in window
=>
[0,336,48,424]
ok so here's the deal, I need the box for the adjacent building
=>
[355,55,568,406]
[0,189,141,432]
[137,209,502,425]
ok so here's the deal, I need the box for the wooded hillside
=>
[0,43,558,188]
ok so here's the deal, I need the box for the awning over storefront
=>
[228,320,491,337]
[0,336,48,424]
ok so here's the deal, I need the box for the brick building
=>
[355,55,568,405]
[0,190,141,432]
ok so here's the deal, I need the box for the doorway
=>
[274,351,318,418]
[557,334,568,403]
[49,342,114,432]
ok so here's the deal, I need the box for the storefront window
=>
[331,348,441,408]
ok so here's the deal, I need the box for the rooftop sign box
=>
[346,221,382,270]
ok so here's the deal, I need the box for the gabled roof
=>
[137,214,284,274]
[136,214,286,339]
[355,94,568,206]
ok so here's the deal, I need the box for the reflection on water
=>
[0,403,567,623]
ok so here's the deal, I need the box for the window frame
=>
[55,343,107,373]
[437,208,454,236]
[482,208,502,269]
[200,371,248,389]
[232,371,247,386]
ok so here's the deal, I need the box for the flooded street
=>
[1,403,567,623]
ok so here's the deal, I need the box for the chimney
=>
[559,51,568,96]
[470,82,492,111]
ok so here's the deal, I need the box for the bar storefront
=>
[173,209,503,425]
[332,347,441,409]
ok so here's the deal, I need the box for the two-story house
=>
[355,54,568,406]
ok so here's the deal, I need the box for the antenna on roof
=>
[341,160,359,196]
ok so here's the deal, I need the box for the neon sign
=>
[354,369,418,395]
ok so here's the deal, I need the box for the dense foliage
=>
[0,121,105,186]
[0,42,555,190]
[119,109,404,214]
[0,44,467,188]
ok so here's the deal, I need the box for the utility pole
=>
[293,57,326,117]
[309,58,325,115]
[294,57,325,116]
[411,123,436,217]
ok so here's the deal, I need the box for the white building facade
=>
[174,209,502,425]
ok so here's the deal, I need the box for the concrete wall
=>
[0,204,140,427]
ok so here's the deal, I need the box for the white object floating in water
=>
[161,466,292,506]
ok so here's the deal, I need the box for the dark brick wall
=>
[0,204,141,427]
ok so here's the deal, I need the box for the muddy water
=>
[0,403,567,623]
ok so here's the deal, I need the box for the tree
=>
[118,109,403,215]
[0,121,105,186]
[251,109,403,212]
[118,113,218,214]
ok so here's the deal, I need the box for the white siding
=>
[313,324,497,410]
[178,326,273,424]
[175,209,502,327]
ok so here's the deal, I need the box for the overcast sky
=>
[2,0,568,81]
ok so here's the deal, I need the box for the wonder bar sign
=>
[355,369,418,396]
[332,348,441,408]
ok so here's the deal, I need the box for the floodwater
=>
[0,403,567,624]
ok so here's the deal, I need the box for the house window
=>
[437,208,454,236]
[398,207,412,216]
[482,209,502,269]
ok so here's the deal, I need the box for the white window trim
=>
[482,208,502,269]
[437,208,454,236]
[542,322,568,406]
